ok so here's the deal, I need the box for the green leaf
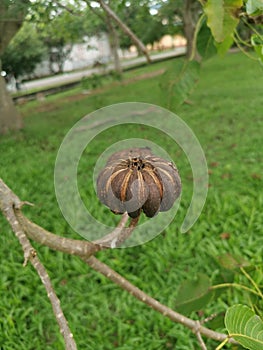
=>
[217,253,250,270]
[159,59,200,109]
[175,273,212,314]
[204,0,224,42]
[204,0,242,42]
[215,35,234,56]
[225,304,263,349]
[197,21,217,59]
[246,0,263,16]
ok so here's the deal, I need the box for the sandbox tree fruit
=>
[97,147,181,218]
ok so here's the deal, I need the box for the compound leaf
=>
[225,304,263,350]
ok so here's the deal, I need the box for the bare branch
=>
[17,211,137,253]
[17,213,102,257]
[86,1,105,22]
[93,212,128,246]
[91,0,151,63]
[52,0,83,17]
[114,216,139,246]
[0,179,77,350]
[194,322,208,350]
[93,213,139,247]
[85,256,237,344]
[0,178,137,256]
[30,252,77,350]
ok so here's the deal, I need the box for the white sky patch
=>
[149,8,158,15]
[90,1,100,7]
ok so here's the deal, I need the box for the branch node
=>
[21,200,34,207]
[23,248,37,267]
[201,313,217,325]
[14,200,34,210]
[193,320,201,335]
[194,321,208,350]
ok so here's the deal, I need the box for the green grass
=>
[0,52,263,349]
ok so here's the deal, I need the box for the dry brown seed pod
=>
[97,148,181,218]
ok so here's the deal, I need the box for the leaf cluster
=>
[1,22,46,78]
[174,253,263,349]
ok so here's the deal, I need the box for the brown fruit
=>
[97,148,181,218]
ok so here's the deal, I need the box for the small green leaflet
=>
[217,253,250,270]
[225,304,263,350]
[175,273,212,314]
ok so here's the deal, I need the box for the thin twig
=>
[114,215,140,246]
[93,212,129,246]
[94,214,139,248]
[234,29,252,47]
[52,0,83,17]
[240,267,263,300]
[200,313,218,325]
[233,37,258,60]
[194,321,208,350]
[86,1,105,22]
[210,282,262,297]
[93,0,151,63]
[30,252,77,350]
[241,17,263,39]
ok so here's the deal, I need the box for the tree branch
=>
[17,213,102,257]
[92,0,151,63]
[86,1,105,22]
[16,207,135,252]
[0,179,77,350]
[52,0,83,17]
[0,177,137,255]
[93,212,134,247]
[85,256,237,344]
[194,322,208,350]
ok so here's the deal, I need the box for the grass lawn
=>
[0,52,263,349]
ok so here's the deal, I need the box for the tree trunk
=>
[182,0,200,60]
[0,74,23,134]
[105,16,122,74]
[183,0,195,59]
[0,2,28,134]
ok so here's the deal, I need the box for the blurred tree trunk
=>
[105,15,122,74]
[0,1,28,134]
[182,0,201,60]
[0,62,23,134]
